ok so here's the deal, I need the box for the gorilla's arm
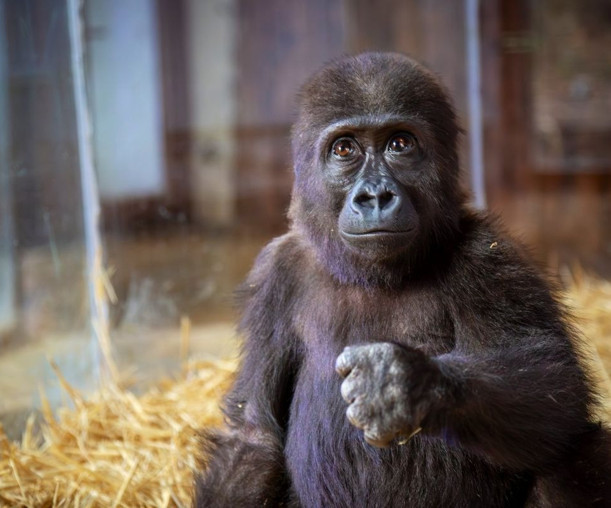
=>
[433,341,591,470]
[195,241,301,507]
[439,228,595,470]
[337,223,597,472]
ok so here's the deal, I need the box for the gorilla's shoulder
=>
[239,232,312,299]
[454,209,528,260]
[252,232,310,275]
[447,209,543,285]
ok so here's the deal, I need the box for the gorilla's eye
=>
[387,134,416,154]
[331,138,357,159]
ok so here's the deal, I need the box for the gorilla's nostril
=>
[378,191,394,209]
[353,190,396,211]
[354,193,375,208]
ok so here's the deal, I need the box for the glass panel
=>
[0,0,96,440]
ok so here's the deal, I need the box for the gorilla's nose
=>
[350,178,401,218]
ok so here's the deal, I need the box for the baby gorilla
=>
[195,52,611,507]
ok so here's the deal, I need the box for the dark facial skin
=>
[195,53,611,507]
[330,123,420,259]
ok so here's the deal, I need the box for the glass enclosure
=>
[1,0,609,441]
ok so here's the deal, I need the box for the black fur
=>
[194,53,611,507]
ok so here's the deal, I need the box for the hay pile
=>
[1,273,610,507]
[563,269,611,417]
[0,359,235,507]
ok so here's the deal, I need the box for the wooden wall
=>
[81,0,610,272]
[484,0,611,273]
[234,0,344,232]
[231,0,610,274]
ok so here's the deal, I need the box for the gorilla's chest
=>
[294,282,455,361]
[285,283,511,507]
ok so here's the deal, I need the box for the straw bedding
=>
[0,359,236,507]
[1,273,610,507]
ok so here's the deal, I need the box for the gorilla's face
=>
[325,117,422,260]
[289,53,464,286]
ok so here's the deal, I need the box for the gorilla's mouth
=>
[341,229,414,239]
[339,229,416,252]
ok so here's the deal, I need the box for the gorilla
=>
[195,52,611,507]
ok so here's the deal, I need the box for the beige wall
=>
[185,0,237,228]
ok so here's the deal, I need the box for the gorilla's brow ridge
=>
[316,114,430,155]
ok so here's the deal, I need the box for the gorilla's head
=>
[289,53,465,288]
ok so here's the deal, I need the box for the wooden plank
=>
[235,0,344,232]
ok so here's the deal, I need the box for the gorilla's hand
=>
[336,343,445,447]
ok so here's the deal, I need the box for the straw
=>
[0,358,235,507]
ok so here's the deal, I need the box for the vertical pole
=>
[66,0,117,384]
[0,0,16,337]
[466,0,487,209]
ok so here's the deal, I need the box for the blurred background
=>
[0,0,609,439]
